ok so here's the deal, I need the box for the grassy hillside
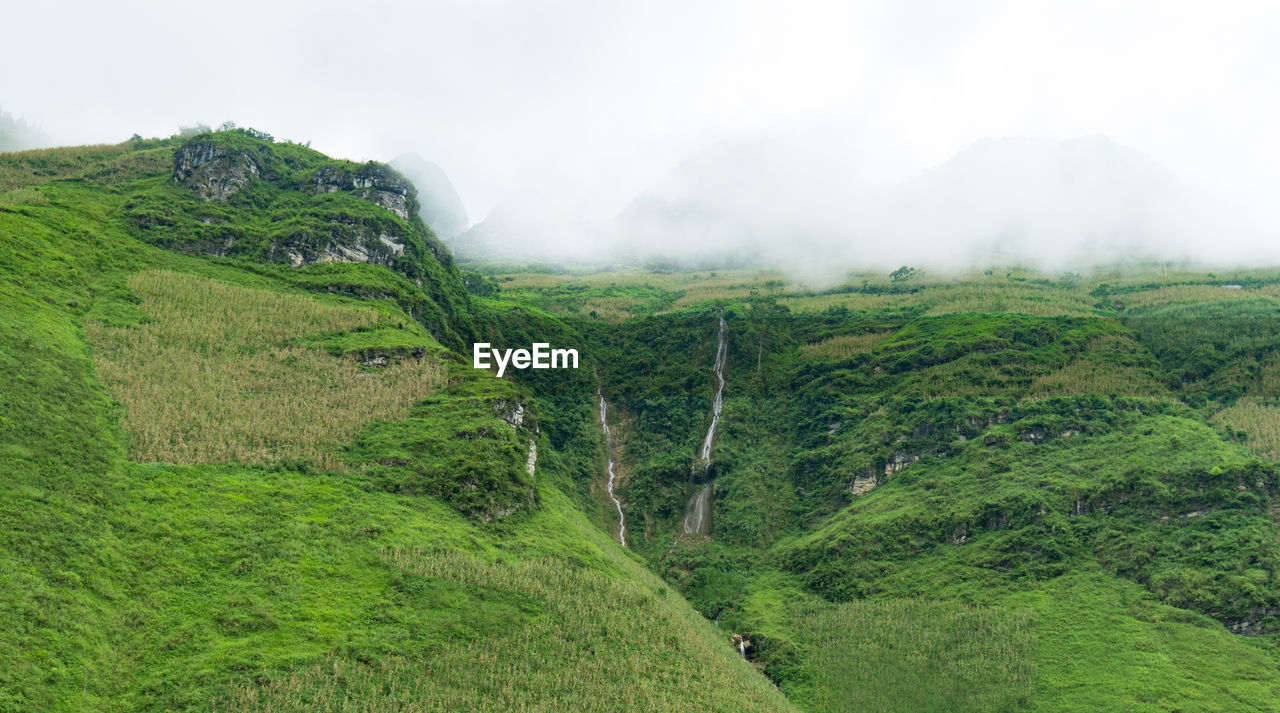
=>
[476,264,1280,712]
[7,132,1280,712]
[0,138,794,712]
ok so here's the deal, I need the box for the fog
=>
[4,0,1279,275]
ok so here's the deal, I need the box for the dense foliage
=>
[6,135,1280,712]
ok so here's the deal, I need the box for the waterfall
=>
[682,483,712,535]
[597,385,627,547]
[683,314,728,536]
[691,314,728,478]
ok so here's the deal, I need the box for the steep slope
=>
[0,140,794,712]
[567,286,1280,712]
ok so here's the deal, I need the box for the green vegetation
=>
[6,132,1280,713]
[483,263,1280,711]
[797,599,1035,713]
[0,137,793,712]
[86,269,447,470]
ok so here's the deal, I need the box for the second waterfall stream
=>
[597,386,626,546]
[683,313,728,535]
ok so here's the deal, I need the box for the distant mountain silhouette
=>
[391,153,469,239]
[0,109,52,152]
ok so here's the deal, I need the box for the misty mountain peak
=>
[391,153,469,239]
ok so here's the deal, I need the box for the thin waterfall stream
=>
[683,314,727,535]
[597,384,627,547]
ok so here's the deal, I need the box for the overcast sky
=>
[4,0,1278,232]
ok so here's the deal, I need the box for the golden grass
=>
[1254,359,1280,399]
[782,283,1099,317]
[497,268,778,292]
[781,291,918,313]
[1029,361,1165,397]
[0,142,171,191]
[86,270,445,470]
[581,296,646,322]
[1028,336,1168,397]
[213,548,795,712]
[800,332,892,360]
[1115,285,1276,310]
[1212,398,1280,459]
[669,278,783,309]
[923,284,1097,317]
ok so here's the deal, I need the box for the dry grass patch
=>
[1029,361,1165,397]
[1251,359,1280,399]
[669,277,784,309]
[1118,285,1275,310]
[923,284,1097,317]
[1213,398,1280,459]
[87,269,445,470]
[781,291,921,313]
[1028,336,1167,397]
[0,142,170,190]
[800,332,892,360]
[784,283,1098,317]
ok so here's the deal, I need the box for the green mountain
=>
[0,133,792,712]
[3,130,1280,712]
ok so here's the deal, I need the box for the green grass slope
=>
[0,143,792,712]
[479,268,1280,712]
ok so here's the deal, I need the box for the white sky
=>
[3,0,1278,226]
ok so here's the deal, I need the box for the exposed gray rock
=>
[494,399,525,429]
[313,163,416,219]
[884,451,919,476]
[173,142,260,200]
[270,229,406,270]
[850,468,879,497]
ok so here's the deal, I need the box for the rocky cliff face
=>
[267,226,407,269]
[169,138,428,273]
[173,141,419,219]
[139,131,476,352]
[312,163,418,220]
[173,141,262,200]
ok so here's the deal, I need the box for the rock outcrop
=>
[169,137,429,273]
[268,226,407,270]
[173,141,261,200]
[312,163,418,220]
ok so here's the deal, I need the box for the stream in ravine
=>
[683,314,727,535]
[597,385,627,547]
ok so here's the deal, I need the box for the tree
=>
[890,266,919,283]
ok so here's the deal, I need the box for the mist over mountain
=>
[455,191,611,264]
[611,135,860,269]
[0,109,52,152]
[465,133,1263,279]
[856,135,1245,270]
[390,153,470,239]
